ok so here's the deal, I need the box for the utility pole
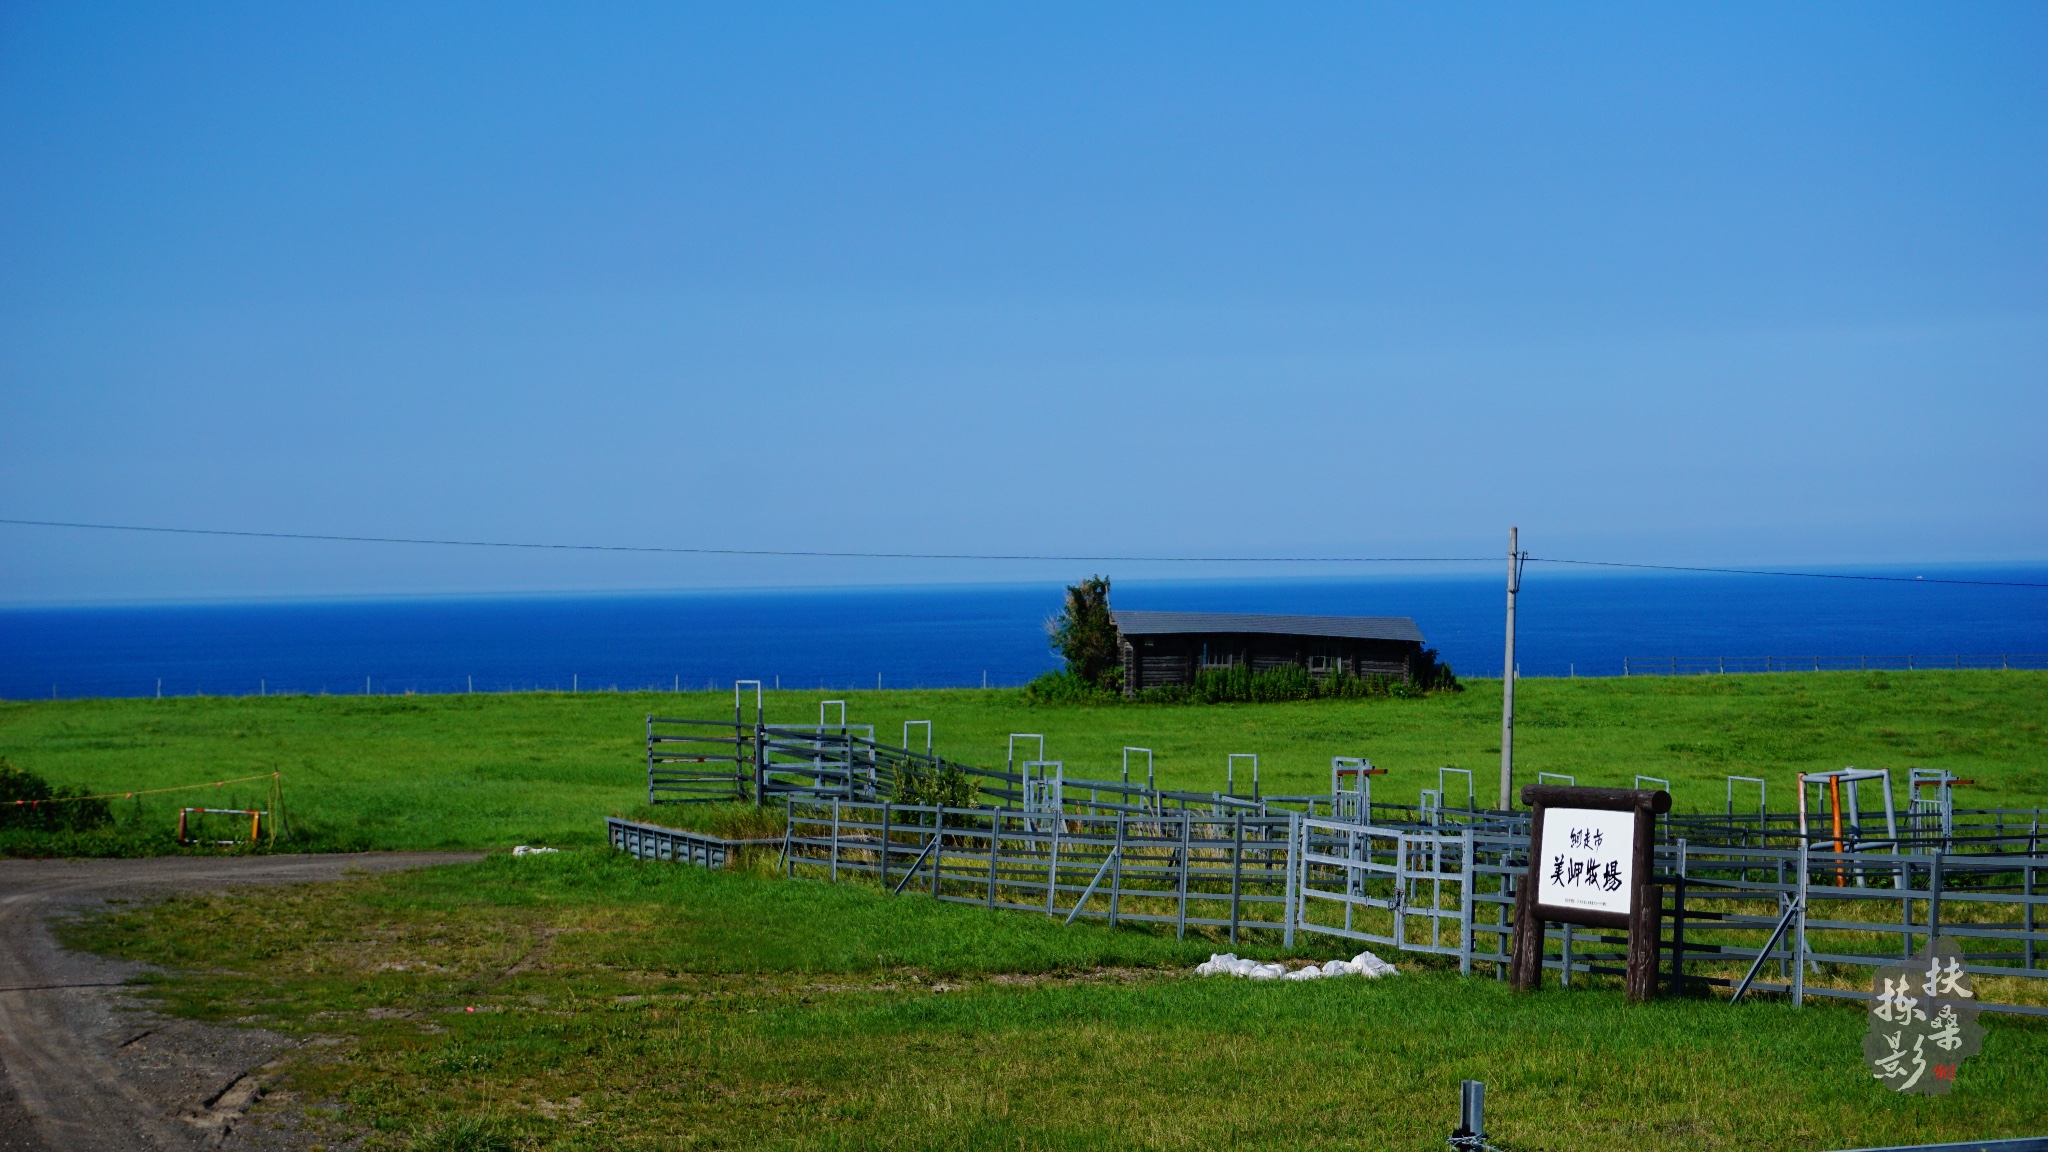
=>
[1499,527,1525,810]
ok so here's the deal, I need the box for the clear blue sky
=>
[2,3,2043,603]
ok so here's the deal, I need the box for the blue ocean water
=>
[2,568,2045,700]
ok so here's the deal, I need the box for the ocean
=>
[2,568,2045,700]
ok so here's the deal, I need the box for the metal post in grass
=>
[1671,860,1686,997]
[1450,1080,1486,1152]
[1283,812,1300,949]
[1175,813,1190,939]
[1045,814,1062,917]
[1497,856,1511,981]
[986,811,1000,909]
[1794,836,1808,1006]
[831,800,841,882]
[1460,828,1474,976]
[1902,856,1916,960]
[1231,812,1245,946]
[1111,812,1125,928]
[1560,923,1572,989]
[1929,850,1943,941]
[882,802,893,890]
[2027,861,2037,972]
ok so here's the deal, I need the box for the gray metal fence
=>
[608,817,780,867]
[630,798,2048,1016]
[782,801,1297,944]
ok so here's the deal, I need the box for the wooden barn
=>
[1111,610,1428,696]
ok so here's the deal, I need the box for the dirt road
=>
[0,853,481,1152]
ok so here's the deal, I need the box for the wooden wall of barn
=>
[1119,633,1420,695]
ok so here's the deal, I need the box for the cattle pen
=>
[615,692,2048,1016]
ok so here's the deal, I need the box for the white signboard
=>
[1536,807,1636,916]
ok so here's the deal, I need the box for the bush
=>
[0,760,112,832]
[1415,648,1461,692]
[1022,669,1119,704]
[894,758,980,809]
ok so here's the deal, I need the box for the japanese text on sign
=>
[1535,807,1635,916]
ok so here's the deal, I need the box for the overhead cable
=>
[1,516,2042,588]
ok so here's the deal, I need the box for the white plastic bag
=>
[1349,950,1399,977]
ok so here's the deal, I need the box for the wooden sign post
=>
[1510,784,1672,1002]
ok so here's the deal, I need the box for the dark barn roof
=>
[1110,610,1424,644]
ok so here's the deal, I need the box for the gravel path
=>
[0,853,482,1151]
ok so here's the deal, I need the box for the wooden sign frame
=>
[1509,784,1672,1001]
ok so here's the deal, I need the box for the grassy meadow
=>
[25,672,2048,1149]
[69,851,2048,1152]
[0,670,2044,853]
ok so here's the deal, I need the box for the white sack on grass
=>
[1349,950,1400,977]
[1194,952,1395,981]
[512,845,560,856]
[1196,954,1271,979]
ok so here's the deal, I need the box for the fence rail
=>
[782,802,1297,943]
[607,817,780,868]
[1623,654,2048,676]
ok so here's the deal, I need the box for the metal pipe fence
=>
[782,802,1298,943]
[1651,838,2048,1016]
[619,798,2048,1016]
[608,817,780,867]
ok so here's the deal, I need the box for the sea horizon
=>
[4,565,2045,702]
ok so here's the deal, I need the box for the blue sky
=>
[2,3,2043,603]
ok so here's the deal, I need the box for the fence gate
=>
[645,714,753,803]
[1287,817,1488,974]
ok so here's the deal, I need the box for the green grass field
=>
[1,671,2043,853]
[32,673,2048,1149]
[69,851,2048,1151]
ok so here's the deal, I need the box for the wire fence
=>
[1621,654,2048,676]
[14,672,1048,702]
[19,652,2048,699]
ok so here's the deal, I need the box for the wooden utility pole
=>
[1499,527,1524,810]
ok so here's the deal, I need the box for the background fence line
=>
[1622,653,2048,676]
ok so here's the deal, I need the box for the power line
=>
[2,516,2043,588]
[1524,557,2048,589]
[0,517,1488,565]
